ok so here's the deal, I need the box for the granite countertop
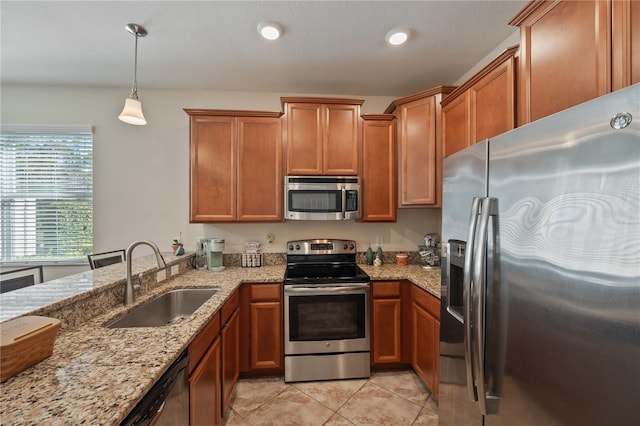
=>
[0,262,440,425]
[361,264,441,296]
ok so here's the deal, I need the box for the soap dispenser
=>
[375,236,384,265]
[366,244,374,265]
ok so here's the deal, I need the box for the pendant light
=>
[119,23,148,125]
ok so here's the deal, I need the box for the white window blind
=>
[1,125,93,262]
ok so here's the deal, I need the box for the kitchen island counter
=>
[0,263,439,425]
[0,265,285,425]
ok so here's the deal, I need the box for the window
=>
[1,125,93,263]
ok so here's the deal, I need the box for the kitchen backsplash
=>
[223,251,421,266]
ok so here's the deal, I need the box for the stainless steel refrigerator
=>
[439,84,640,426]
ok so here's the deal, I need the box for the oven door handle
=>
[285,284,369,294]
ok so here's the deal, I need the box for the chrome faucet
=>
[124,240,166,305]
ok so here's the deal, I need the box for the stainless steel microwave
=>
[284,176,360,220]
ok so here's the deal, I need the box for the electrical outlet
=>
[171,265,179,276]
[156,269,167,283]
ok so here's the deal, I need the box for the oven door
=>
[284,283,370,355]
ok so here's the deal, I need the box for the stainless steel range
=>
[283,239,371,383]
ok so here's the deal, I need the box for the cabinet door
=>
[399,96,437,205]
[362,117,396,222]
[372,298,402,365]
[250,301,283,370]
[221,309,239,415]
[515,0,611,124]
[285,103,323,175]
[413,301,438,397]
[324,104,360,175]
[237,117,283,221]
[442,92,470,158]
[190,116,236,222]
[372,281,402,366]
[189,336,221,426]
[471,56,516,144]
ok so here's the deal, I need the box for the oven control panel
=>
[287,239,356,255]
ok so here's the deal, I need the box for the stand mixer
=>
[419,233,441,269]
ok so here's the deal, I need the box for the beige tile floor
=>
[222,369,438,426]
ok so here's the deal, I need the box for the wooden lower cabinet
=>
[410,284,440,398]
[371,280,441,399]
[240,283,283,375]
[221,291,240,416]
[189,312,221,426]
[371,281,403,366]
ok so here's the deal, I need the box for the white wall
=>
[1,28,520,278]
[1,85,441,278]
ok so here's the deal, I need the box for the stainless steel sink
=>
[107,288,219,328]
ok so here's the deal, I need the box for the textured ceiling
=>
[1,0,527,97]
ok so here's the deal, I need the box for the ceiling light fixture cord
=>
[130,29,139,99]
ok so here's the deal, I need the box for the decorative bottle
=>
[366,244,374,265]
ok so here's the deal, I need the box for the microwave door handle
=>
[341,186,347,219]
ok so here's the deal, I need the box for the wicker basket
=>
[1,315,61,382]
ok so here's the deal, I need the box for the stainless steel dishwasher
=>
[120,350,189,426]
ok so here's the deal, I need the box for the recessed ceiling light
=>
[258,22,283,41]
[386,28,410,46]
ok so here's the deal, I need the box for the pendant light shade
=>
[119,23,147,125]
[119,97,146,125]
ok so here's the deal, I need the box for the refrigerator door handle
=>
[463,197,482,402]
[473,197,499,415]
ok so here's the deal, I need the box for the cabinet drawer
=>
[188,311,220,374]
[372,281,401,298]
[412,285,440,319]
[222,289,240,324]
[250,283,281,301]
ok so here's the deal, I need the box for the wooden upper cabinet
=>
[188,115,236,222]
[237,117,283,221]
[386,86,455,207]
[612,0,640,90]
[510,0,613,125]
[442,46,517,157]
[185,109,283,222]
[361,115,397,222]
[282,97,363,175]
[442,92,470,158]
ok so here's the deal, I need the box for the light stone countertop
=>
[0,262,440,425]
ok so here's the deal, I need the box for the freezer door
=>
[484,84,640,425]
[441,141,488,243]
[439,141,487,426]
